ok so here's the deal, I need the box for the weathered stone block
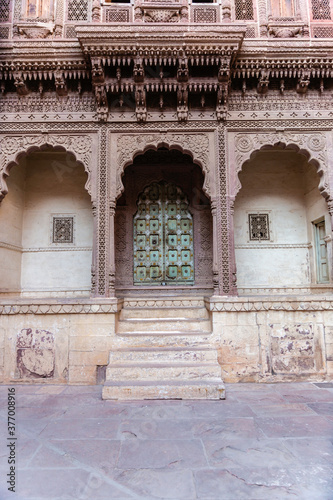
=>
[69,350,109,366]
[16,328,55,379]
[69,365,97,384]
[69,336,110,352]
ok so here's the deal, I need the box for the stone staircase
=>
[102,296,225,400]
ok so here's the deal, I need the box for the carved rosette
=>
[116,133,210,199]
[233,132,330,200]
[0,134,93,200]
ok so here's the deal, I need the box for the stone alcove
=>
[0,147,93,297]
[114,147,213,295]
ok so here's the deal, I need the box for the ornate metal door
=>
[134,181,194,285]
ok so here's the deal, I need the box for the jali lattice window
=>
[0,0,10,22]
[248,214,270,241]
[67,0,88,21]
[311,0,331,19]
[235,0,254,20]
[52,217,74,244]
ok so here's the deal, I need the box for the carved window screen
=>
[313,25,333,35]
[67,0,88,20]
[0,0,10,22]
[105,7,130,21]
[193,7,217,22]
[52,217,74,244]
[311,0,331,19]
[248,214,270,241]
[235,0,254,20]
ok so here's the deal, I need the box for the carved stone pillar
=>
[54,0,65,37]
[327,200,333,282]
[216,126,238,296]
[91,201,98,296]
[210,198,220,294]
[95,125,110,297]
[227,195,238,295]
[108,200,116,296]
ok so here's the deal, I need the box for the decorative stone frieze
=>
[115,132,211,199]
[0,133,94,200]
[0,299,120,314]
[231,131,330,200]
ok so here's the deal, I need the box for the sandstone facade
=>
[1,0,333,396]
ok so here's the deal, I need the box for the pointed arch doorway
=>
[134,181,194,285]
[114,147,213,295]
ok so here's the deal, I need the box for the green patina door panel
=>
[133,181,194,285]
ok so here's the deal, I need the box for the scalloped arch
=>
[234,139,331,202]
[116,133,211,200]
[0,134,93,202]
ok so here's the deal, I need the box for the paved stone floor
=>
[0,382,333,500]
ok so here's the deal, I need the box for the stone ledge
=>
[0,298,122,315]
[206,296,333,312]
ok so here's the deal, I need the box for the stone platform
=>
[0,382,332,499]
[102,296,225,400]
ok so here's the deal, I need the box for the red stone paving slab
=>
[25,444,77,468]
[17,417,54,436]
[228,391,287,404]
[10,469,136,500]
[255,415,333,438]
[62,402,131,419]
[307,402,333,416]
[186,401,256,418]
[117,439,208,469]
[127,401,195,420]
[194,469,298,499]
[119,419,194,440]
[202,437,297,468]
[39,418,119,439]
[283,438,333,465]
[248,402,318,417]
[277,388,333,403]
[110,468,196,499]
[191,417,265,439]
[48,439,121,470]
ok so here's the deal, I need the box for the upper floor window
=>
[26,0,54,18]
[271,0,295,17]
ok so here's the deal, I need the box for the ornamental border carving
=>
[233,131,331,200]
[1,298,333,314]
[0,301,119,315]
[207,298,333,312]
[115,132,211,199]
[0,133,94,200]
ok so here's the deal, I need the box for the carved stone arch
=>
[116,133,211,201]
[233,132,331,202]
[0,134,93,202]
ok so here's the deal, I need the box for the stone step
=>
[119,306,210,320]
[116,331,213,348]
[102,380,225,400]
[122,297,206,310]
[105,363,222,381]
[108,347,218,364]
[117,318,211,333]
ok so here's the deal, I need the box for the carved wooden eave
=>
[75,24,246,122]
[234,39,333,95]
[0,41,90,97]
